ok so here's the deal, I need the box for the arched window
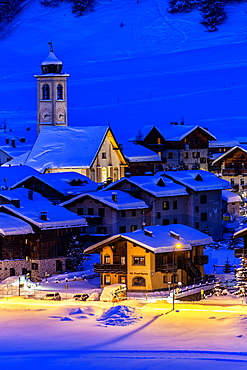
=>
[113,167,119,182]
[132,276,146,287]
[57,84,63,100]
[42,84,50,100]
[90,168,95,182]
[104,255,110,264]
[102,167,107,182]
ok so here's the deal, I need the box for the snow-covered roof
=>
[61,190,150,210]
[11,172,98,195]
[222,190,242,203]
[129,124,216,142]
[0,213,33,236]
[234,228,247,239]
[0,188,87,229]
[122,142,161,162]
[14,126,122,172]
[0,165,40,189]
[41,51,62,66]
[85,224,213,254]
[105,175,188,197]
[162,170,231,191]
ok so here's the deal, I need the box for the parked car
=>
[43,292,61,301]
[72,293,89,301]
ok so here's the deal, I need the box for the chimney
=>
[40,211,47,221]
[11,139,16,148]
[12,199,20,208]
[28,190,33,200]
[112,192,117,202]
[20,137,26,143]
[125,172,131,178]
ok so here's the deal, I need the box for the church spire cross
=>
[48,41,53,53]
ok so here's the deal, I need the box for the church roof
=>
[41,50,62,66]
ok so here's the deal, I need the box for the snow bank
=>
[97,305,140,326]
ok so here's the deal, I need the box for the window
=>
[102,167,107,182]
[184,152,189,159]
[119,276,126,284]
[102,152,106,159]
[10,268,15,276]
[22,268,27,275]
[168,152,174,159]
[119,226,126,233]
[121,210,126,217]
[113,167,119,182]
[157,137,161,145]
[230,178,234,185]
[241,178,245,185]
[98,208,105,217]
[90,168,95,182]
[131,225,137,232]
[132,277,146,287]
[201,213,207,222]
[77,208,84,215]
[200,195,207,204]
[42,84,50,100]
[173,200,177,210]
[31,263,38,270]
[57,84,63,100]
[172,274,178,283]
[173,218,178,224]
[104,255,110,264]
[163,219,170,225]
[163,275,167,284]
[131,210,136,217]
[97,227,107,234]
[200,157,206,163]
[133,256,145,265]
[196,222,199,229]
[195,206,199,213]
[157,212,161,219]
[121,257,126,265]
[163,201,169,210]
[88,208,94,215]
[104,275,111,285]
[56,260,62,272]
[192,152,200,158]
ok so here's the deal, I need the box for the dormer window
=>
[42,84,50,100]
[57,84,63,100]
[102,152,106,159]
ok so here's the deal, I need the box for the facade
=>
[84,225,212,291]
[0,188,87,281]
[106,171,230,239]
[35,44,69,133]
[130,124,216,171]
[211,146,247,193]
[61,190,150,237]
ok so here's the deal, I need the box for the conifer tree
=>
[234,255,247,297]
[0,0,22,22]
[67,235,88,271]
[213,279,228,296]
[223,256,232,273]
[200,0,226,31]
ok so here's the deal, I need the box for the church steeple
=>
[35,43,70,134]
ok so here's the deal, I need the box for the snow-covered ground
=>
[1,297,247,369]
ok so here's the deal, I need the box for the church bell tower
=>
[35,43,70,133]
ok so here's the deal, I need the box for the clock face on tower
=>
[40,108,51,122]
[56,107,65,122]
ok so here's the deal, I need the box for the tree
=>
[67,235,88,271]
[200,0,226,32]
[234,255,247,297]
[0,0,22,23]
[222,256,232,273]
[167,0,198,13]
[227,232,243,250]
[213,279,228,296]
[40,0,60,6]
[71,0,94,16]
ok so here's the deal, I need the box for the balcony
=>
[234,249,247,258]
[84,215,103,225]
[194,255,209,265]
[94,263,127,273]
[222,169,240,176]
[155,262,178,273]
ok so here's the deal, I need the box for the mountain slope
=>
[0,0,246,142]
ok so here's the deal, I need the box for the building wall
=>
[0,257,67,282]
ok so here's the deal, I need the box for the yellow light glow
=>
[175,243,182,249]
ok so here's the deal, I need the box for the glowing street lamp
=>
[171,243,182,311]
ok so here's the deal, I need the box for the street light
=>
[171,242,182,311]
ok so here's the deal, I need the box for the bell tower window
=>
[57,84,63,100]
[42,84,50,100]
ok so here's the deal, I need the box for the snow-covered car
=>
[72,293,89,301]
[43,292,61,301]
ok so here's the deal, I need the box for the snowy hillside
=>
[0,0,246,142]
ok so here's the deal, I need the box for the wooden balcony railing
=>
[155,262,178,273]
[194,255,209,265]
[94,263,127,273]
